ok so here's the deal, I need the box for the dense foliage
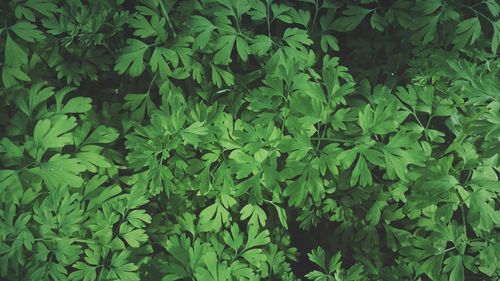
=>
[0,0,499,280]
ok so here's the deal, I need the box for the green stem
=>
[266,1,272,38]
[233,15,242,33]
[311,0,319,33]
[147,73,158,93]
[461,204,468,241]
[159,0,177,37]
[454,2,495,23]
[311,137,355,143]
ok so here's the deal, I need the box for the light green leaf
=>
[453,17,481,48]
[283,28,313,49]
[61,97,92,113]
[214,35,236,65]
[9,21,45,42]
[38,154,86,188]
[236,36,250,61]
[122,229,148,248]
[333,6,372,32]
[114,39,149,77]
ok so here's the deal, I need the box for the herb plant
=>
[0,0,499,280]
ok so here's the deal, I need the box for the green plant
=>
[0,0,498,280]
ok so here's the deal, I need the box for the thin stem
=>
[236,30,281,49]
[461,204,468,241]
[233,15,242,33]
[315,121,328,153]
[159,0,177,37]
[425,114,434,130]
[441,246,457,254]
[280,86,290,134]
[147,73,158,93]
[411,110,426,131]
[454,2,495,23]
[311,137,355,144]
[266,1,271,38]
[471,0,485,8]
[230,5,242,34]
[311,0,319,33]
[315,123,322,151]
[434,237,490,255]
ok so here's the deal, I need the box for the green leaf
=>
[240,203,267,227]
[486,0,500,17]
[223,224,244,253]
[333,6,372,32]
[411,16,439,44]
[211,65,234,87]
[2,66,31,87]
[195,251,231,281]
[244,224,270,249]
[283,28,313,49]
[199,201,232,232]
[122,229,148,248]
[84,126,119,145]
[306,248,352,280]
[150,47,178,78]
[70,261,97,281]
[236,36,250,61]
[283,174,306,207]
[416,0,442,14]
[271,203,288,230]
[214,35,236,65]
[76,147,111,172]
[38,154,86,188]
[365,200,388,225]
[308,247,327,271]
[250,35,272,56]
[468,190,500,232]
[127,210,152,228]
[444,256,464,281]
[289,8,311,28]
[370,12,385,31]
[229,149,258,179]
[19,0,58,18]
[492,20,500,53]
[191,16,216,50]
[453,17,481,48]
[0,170,23,204]
[350,154,371,187]
[320,34,339,52]
[2,34,31,86]
[4,34,28,67]
[32,115,77,159]
[180,121,209,146]
[61,97,92,113]
[114,39,149,77]
[9,21,45,42]
[272,3,292,23]
[109,251,140,281]
[130,14,166,39]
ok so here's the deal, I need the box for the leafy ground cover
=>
[0,0,499,280]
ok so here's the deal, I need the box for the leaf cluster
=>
[0,0,499,281]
